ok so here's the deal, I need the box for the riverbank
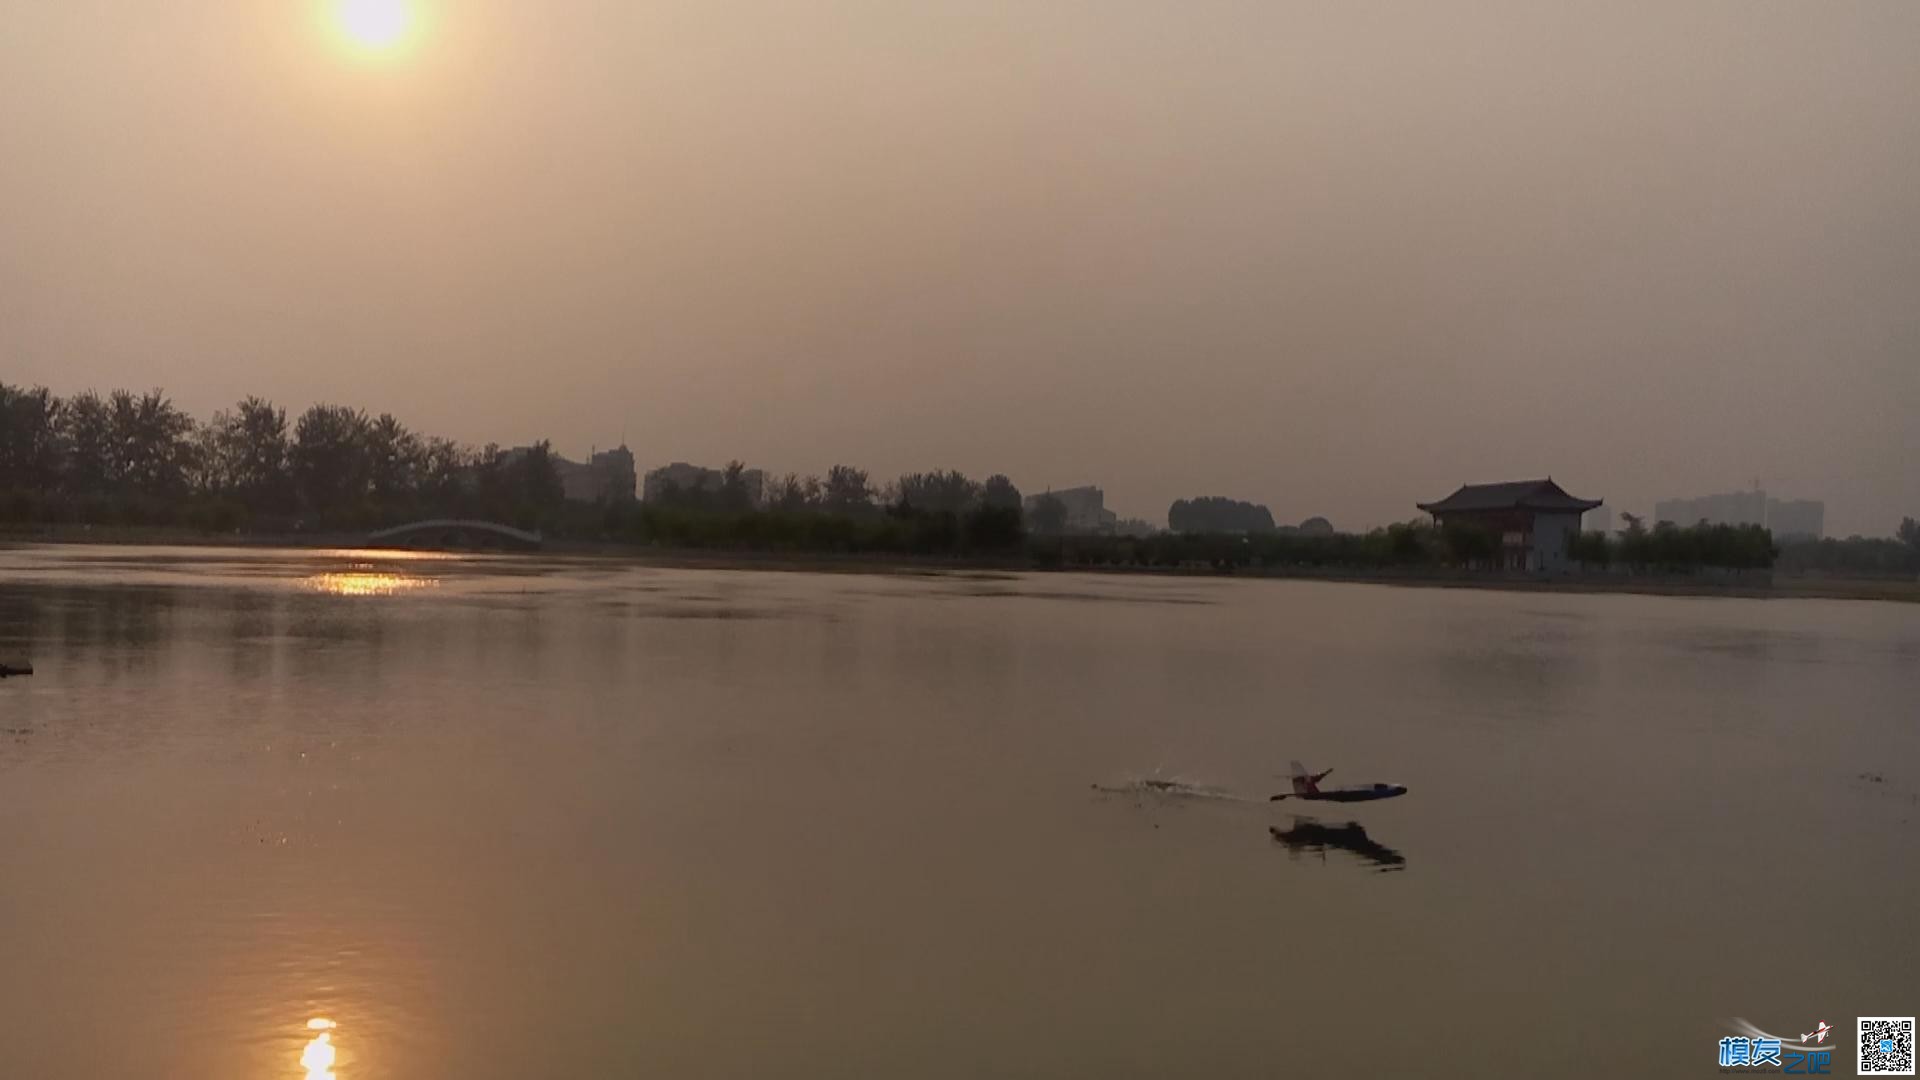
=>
[1233,565,1920,603]
[5,524,1916,602]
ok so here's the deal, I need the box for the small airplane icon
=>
[1801,1021,1831,1044]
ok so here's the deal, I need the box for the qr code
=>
[1859,1017,1916,1076]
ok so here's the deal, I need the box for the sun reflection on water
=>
[303,568,438,596]
[319,547,460,562]
[302,1018,338,1079]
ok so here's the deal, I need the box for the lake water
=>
[1,543,1915,1079]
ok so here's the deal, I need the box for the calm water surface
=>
[1,544,1915,1078]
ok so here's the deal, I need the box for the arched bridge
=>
[367,519,543,551]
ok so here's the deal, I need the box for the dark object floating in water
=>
[0,660,31,678]
[1270,819,1406,871]
[1269,760,1407,802]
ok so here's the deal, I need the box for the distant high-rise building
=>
[1764,498,1824,542]
[642,462,765,506]
[501,443,636,503]
[584,445,637,503]
[1655,489,1766,529]
[1652,487,1822,540]
[1024,485,1118,534]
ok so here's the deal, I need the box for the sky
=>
[2,1,1916,534]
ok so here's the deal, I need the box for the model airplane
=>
[1269,760,1407,802]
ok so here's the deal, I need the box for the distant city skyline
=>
[0,378,1895,538]
[1651,487,1824,542]
[4,4,1916,536]
[555,441,1880,537]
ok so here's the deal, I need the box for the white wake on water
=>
[1089,775,1252,802]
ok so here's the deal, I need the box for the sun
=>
[335,0,414,51]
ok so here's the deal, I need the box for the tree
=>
[364,413,422,510]
[417,437,469,506]
[189,416,230,495]
[962,505,1024,550]
[1777,534,1918,576]
[894,469,979,514]
[59,390,115,495]
[1441,520,1499,565]
[195,396,290,509]
[717,460,755,512]
[1899,517,1920,551]
[225,397,291,510]
[516,440,565,510]
[292,404,371,518]
[473,443,510,506]
[109,389,196,496]
[1026,493,1067,535]
[1383,520,1430,564]
[822,464,872,515]
[767,472,820,512]
[1569,530,1612,568]
[981,474,1021,511]
[1168,496,1275,534]
[0,383,63,492]
[644,476,701,510]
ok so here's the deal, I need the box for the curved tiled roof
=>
[1417,478,1601,514]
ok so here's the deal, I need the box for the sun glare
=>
[301,1018,338,1080]
[304,569,438,597]
[335,0,414,51]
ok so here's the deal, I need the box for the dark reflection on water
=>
[1,545,1917,1079]
[1270,817,1408,872]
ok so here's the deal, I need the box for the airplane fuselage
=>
[1273,783,1408,802]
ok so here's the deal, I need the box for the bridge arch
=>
[366,519,543,551]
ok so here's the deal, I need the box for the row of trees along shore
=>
[0,386,567,533]
[1034,518,1776,572]
[629,464,1025,554]
[0,384,1030,554]
[5,383,1916,573]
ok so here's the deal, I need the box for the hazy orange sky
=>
[3,2,1915,533]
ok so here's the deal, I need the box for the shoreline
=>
[4,525,1916,603]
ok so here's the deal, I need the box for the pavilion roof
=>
[1417,478,1601,514]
